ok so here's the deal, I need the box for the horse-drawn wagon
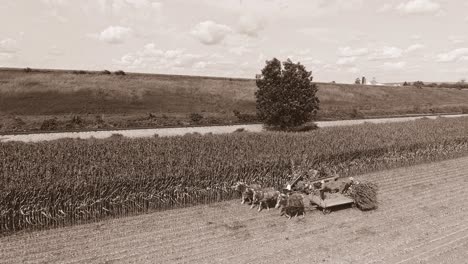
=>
[285,174,361,214]
[309,192,355,214]
[234,169,378,219]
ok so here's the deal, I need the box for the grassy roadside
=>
[2,117,468,234]
[2,112,464,136]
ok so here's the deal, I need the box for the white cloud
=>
[256,53,266,64]
[98,26,132,44]
[229,46,252,56]
[336,57,357,66]
[296,27,335,43]
[347,67,360,74]
[40,0,69,22]
[126,0,160,9]
[436,48,468,62]
[237,14,265,37]
[323,63,340,71]
[48,46,64,56]
[115,43,205,71]
[369,46,403,60]
[449,35,465,44]
[298,49,312,55]
[405,44,424,52]
[109,0,162,15]
[198,0,363,21]
[318,0,364,10]
[193,61,211,69]
[0,38,19,62]
[337,47,368,57]
[0,53,15,61]
[302,58,322,65]
[382,61,407,70]
[297,27,329,35]
[377,4,393,12]
[348,32,369,42]
[0,38,18,53]
[0,39,18,62]
[41,0,68,6]
[191,21,232,45]
[115,46,235,76]
[280,49,322,66]
[91,0,163,25]
[396,0,441,15]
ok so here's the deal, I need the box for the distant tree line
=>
[22,67,126,76]
[403,79,468,89]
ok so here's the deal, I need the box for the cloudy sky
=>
[1,0,468,83]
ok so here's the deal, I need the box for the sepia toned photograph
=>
[1,1,468,263]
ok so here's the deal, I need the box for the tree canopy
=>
[255,58,319,128]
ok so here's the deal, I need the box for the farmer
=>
[292,180,306,192]
[340,177,358,194]
[319,180,328,200]
[319,178,344,199]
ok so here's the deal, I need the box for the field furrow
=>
[419,237,468,264]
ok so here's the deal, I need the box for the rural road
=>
[1,156,468,263]
[1,114,467,142]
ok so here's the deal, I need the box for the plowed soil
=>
[1,156,468,264]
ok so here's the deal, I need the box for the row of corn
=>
[1,117,468,235]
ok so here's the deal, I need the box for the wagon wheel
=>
[322,208,331,215]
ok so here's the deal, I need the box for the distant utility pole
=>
[362,76,366,85]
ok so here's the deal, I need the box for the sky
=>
[1,0,468,83]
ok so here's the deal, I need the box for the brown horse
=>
[232,182,262,205]
[275,192,305,219]
[251,188,279,212]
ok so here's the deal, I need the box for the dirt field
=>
[1,156,468,264]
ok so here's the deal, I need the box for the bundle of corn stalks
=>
[348,182,378,211]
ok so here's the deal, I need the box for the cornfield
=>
[2,117,468,235]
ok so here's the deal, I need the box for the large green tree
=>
[255,58,319,128]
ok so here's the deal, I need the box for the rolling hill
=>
[1,67,468,132]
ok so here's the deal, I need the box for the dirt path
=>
[1,114,467,142]
[1,156,468,264]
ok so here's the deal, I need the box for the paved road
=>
[1,114,467,143]
[1,156,467,263]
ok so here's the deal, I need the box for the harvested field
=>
[1,156,467,264]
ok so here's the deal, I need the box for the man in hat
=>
[340,177,358,194]
[319,180,329,200]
